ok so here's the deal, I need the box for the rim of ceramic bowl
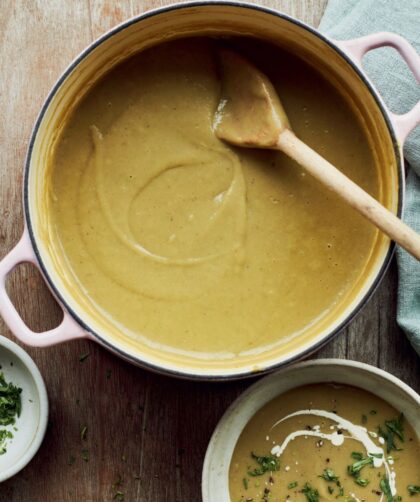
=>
[201,358,420,501]
[0,336,48,482]
[23,1,403,380]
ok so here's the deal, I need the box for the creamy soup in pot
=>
[229,384,420,501]
[48,37,381,361]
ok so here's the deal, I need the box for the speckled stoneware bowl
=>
[0,336,48,482]
[202,359,420,501]
[0,2,419,379]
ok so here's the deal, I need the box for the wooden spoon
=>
[214,49,420,261]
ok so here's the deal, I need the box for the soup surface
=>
[48,37,380,361]
[229,384,420,501]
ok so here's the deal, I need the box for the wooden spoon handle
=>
[277,129,420,261]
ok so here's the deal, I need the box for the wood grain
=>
[0,1,418,501]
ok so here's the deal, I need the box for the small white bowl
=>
[0,335,48,482]
[202,359,420,502]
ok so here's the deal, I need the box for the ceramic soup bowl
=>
[202,359,420,501]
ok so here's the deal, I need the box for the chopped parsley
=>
[288,481,298,489]
[408,485,420,495]
[79,353,90,363]
[80,425,88,441]
[302,482,319,502]
[355,478,370,487]
[247,452,280,477]
[347,455,374,477]
[0,430,13,455]
[319,468,339,482]
[378,414,404,453]
[0,372,22,426]
[0,372,22,455]
[242,478,248,490]
[380,476,402,502]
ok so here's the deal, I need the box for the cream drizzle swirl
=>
[270,409,397,496]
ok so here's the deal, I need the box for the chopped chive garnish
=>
[288,481,298,489]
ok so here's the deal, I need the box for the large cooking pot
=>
[0,2,419,380]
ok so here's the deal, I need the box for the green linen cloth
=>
[319,0,420,355]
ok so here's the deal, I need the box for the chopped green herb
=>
[408,485,420,495]
[0,429,13,455]
[302,482,319,502]
[0,373,22,455]
[328,486,334,494]
[114,492,124,501]
[351,452,363,461]
[288,481,298,489]
[347,456,373,477]
[379,476,403,502]
[79,353,90,363]
[81,449,89,462]
[361,414,368,424]
[0,372,22,426]
[380,476,394,502]
[355,478,370,487]
[378,414,404,453]
[80,426,88,441]
[319,468,339,482]
[242,478,248,490]
[247,452,280,477]
[385,415,404,441]
[337,486,344,497]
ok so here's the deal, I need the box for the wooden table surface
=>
[1,1,419,500]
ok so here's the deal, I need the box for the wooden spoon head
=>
[214,49,290,149]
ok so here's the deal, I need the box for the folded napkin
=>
[319,0,420,355]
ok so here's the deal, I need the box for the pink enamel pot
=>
[0,2,419,380]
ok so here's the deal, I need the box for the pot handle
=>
[338,32,420,143]
[0,228,87,347]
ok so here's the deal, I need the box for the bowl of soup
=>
[202,359,420,501]
[0,2,417,379]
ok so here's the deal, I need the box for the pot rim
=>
[201,358,420,501]
[23,1,403,381]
